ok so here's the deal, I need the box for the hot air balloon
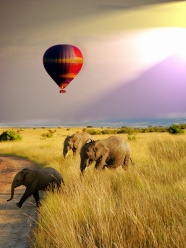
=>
[43,44,83,93]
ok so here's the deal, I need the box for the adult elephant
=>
[7,167,64,208]
[80,136,131,175]
[63,132,93,158]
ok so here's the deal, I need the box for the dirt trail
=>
[0,156,40,248]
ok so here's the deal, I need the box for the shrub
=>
[48,129,56,134]
[86,129,101,135]
[178,124,186,129]
[117,127,136,135]
[101,129,117,135]
[0,130,22,141]
[128,135,137,141]
[168,124,184,134]
[41,132,53,138]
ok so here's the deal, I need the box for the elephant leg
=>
[106,164,117,170]
[104,157,118,169]
[16,187,34,208]
[94,158,107,170]
[33,190,41,207]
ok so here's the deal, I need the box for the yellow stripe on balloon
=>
[59,73,77,78]
[45,58,83,63]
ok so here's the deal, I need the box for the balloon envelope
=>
[43,44,83,93]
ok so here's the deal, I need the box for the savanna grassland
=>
[0,127,186,248]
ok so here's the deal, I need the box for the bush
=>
[101,129,117,135]
[0,130,22,141]
[178,123,186,129]
[48,129,56,134]
[86,129,101,135]
[117,127,136,135]
[128,135,137,141]
[41,132,53,138]
[168,124,184,134]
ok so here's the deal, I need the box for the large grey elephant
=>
[80,136,132,175]
[63,132,93,158]
[7,167,64,208]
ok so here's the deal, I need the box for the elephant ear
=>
[22,168,36,186]
[94,143,108,159]
[73,135,80,146]
[101,145,109,156]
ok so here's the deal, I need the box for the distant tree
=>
[0,130,22,141]
[168,124,184,134]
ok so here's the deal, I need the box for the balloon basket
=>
[60,89,66,93]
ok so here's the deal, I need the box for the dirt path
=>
[0,156,40,248]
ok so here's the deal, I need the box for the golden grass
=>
[0,128,186,247]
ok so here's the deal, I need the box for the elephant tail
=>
[130,157,135,166]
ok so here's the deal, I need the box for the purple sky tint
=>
[75,55,186,121]
[0,0,186,125]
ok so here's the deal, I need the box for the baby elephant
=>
[7,167,64,208]
[80,136,131,175]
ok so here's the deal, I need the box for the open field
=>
[0,127,186,247]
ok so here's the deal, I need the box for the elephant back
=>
[35,167,63,189]
[77,132,92,142]
[105,136,126,145]
[105,136,129,153]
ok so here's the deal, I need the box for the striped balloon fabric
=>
[43,44,83,93]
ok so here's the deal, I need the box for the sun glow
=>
[174,28,186,60]
[135,28,186,66]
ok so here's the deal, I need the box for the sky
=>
[0,0,186,125]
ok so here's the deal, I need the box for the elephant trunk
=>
[63,146,69,158]
[80,158,89,174]
[7,183,15,202]
[63,151,68,158]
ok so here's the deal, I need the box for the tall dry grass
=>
[0,128,186,247]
